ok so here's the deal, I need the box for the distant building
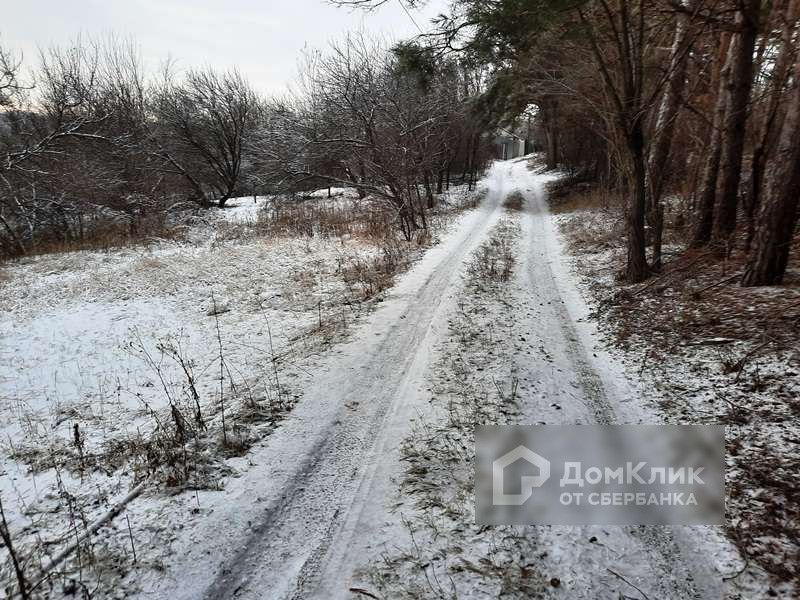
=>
[494,128,526,160]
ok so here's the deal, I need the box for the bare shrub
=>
[339,247,409,301]
[258,194,444,303]
[258,197,395,243]
[7,210,184,260]
[463,187,487,210]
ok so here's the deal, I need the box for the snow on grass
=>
[359,214,551,599]
[0,185,479,597]
[0,226,359,523]
[219,195,272,223]
[302,187,359,200]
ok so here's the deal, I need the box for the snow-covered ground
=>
[122,160,740,599]
[0,187,479,596]
[350,160,745,600]
[551,182,796,598]
[130,170,506,600]
[2,163,771,598]
[219,189,360,224]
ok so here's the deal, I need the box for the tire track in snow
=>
[511,162,722,599]
[191,165,512,600]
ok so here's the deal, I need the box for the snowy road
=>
[145,165,506,599]
[145,160,725,599]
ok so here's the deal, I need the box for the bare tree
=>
[741,57,800,285]
[256,34,481,239]
[574,0,659,282]
[0,39,114,254]
[745,0,800,250]
[0,42,25,108]
[153,67,258,207]
[710,0,762,248]
[646,0,698,269]
[692,30,732,247]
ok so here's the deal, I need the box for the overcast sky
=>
[2,0,448,95]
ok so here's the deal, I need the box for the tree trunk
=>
[467,133,480,191]
[465,134,475,191]
[711,2,761,247]
[358,160,368,199]
[626,124,650,283]
[691,32,732,247]
[344,166,367,199]
[745,0,800,251]
[0,212,27,256]
[647,4,693,269]
[742,60,800,286]
[542,98,559,169]
[423,171,434,209]
[158,149,210,207]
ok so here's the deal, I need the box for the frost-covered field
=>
[0,186,477,595]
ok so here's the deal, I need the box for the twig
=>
[631,250,712,296]
[125,514,137,563]
[0,494,30,599]
[606,568,650,600]
[349,588,380,599]
[211,292,227,444]
[29,482,146,593]
[259,306,283,407]
[733,338,771,383]
[691,272,742,297]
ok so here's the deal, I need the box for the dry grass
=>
[548,182,627,251]
[502,191,525,211]
[137,257,164,270]
[361,215,548,599]
[0,186,485,598]
[259,195,456,303]
[547,179,620,214]
[727,426,800,585]
[468,220,519,283]
[258,198,396,243]
[339,248,409,301]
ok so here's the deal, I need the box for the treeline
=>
[259,35,493,240]
[0,35,491,257]
[390,0,798,286]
